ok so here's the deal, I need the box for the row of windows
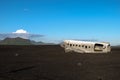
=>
[67,43,91,49]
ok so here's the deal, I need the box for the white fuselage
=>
[61,40,111,53]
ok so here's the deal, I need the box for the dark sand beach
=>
[0,45,120,80]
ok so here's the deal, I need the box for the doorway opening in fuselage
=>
[94,44,103,51]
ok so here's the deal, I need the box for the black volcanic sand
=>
[0,45,120,80]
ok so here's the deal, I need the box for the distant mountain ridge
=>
[0,37,55,45]
[0,37,32,45]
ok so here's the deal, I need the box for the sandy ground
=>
[0,45,120,80]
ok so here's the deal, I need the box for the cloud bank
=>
[0,29,44,40]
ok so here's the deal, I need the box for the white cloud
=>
[12,29,28,34]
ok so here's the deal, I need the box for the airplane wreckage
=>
[61,40,111,53]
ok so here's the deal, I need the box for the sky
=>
[0,0,120,45]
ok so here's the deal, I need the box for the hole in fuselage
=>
[94,44,103,51]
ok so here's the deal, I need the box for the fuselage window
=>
[70,44,72,46]
[89,46,90,48]
[82,45,84,47]
[79,45,81,47]
[73,44,74,46]
[76,44,78,46]
[85,46,87,48]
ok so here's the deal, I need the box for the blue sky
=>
[0,0,120,45]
